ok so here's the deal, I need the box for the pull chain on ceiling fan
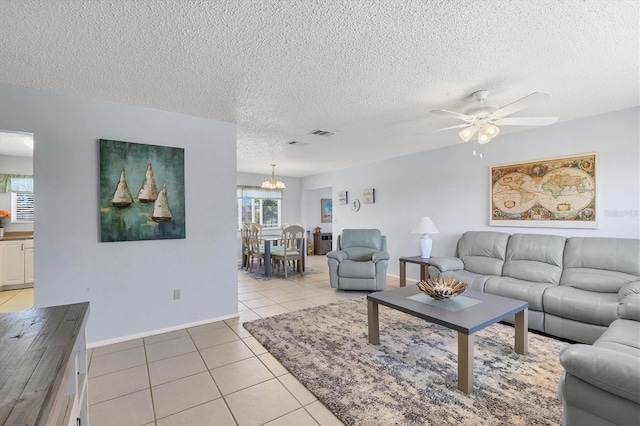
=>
[432,90,558,144]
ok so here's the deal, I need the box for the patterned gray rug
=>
[238,264,320,281]
[243,297,569,425]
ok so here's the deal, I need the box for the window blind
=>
[11,191,34,223]
[237,185,283,200]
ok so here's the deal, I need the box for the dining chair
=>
[240,224,251,270]
[250,222,264,243]
[247,223,266,273]
[271,225,305,278]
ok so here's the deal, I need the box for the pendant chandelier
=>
[261,163,286,189]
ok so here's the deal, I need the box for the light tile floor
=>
[0,287,34,313]
[85,255,401,425]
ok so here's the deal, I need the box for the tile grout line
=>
[143,338,159,425]
[194,321,239,425]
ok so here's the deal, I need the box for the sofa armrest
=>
[560,344,640,404]
[428,257,464,273]
[619,296,640,322]
[619,281,640,299]
[372,251,390,263]
[326,250,348,262]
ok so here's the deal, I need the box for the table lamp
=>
[411,217,439,258]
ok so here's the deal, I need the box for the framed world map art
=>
[490,153,597,228]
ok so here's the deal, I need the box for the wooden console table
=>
[0,302,90,425]
[399,256,431,287]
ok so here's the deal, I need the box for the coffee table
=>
[367,286,528,394]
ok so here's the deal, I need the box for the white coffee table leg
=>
[458,332,474,394]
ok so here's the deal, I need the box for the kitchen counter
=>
[1,231,34,241]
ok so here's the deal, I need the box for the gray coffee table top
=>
[367,286,528,335]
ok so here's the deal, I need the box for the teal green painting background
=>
[99,139,186,242]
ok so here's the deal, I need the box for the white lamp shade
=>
[411,217,439,258]
[411,217,439,234]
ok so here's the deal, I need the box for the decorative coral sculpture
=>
[417,277,467,301]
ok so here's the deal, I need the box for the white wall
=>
[302,107,640,280]
[0,82,238,345]
[304,187,332,235]
[0,154,34,232]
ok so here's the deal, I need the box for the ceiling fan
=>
[431,90,558,144]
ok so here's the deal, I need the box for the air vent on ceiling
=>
[287,140,308,146]
[309,129,336,137]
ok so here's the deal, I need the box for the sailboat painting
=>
[111,168,133,207]
[99,139,185,242]
[151,185,172,222]
[138,163,158,203]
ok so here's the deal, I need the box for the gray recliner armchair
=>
[327,229,390,291]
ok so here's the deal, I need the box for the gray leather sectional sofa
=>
[428,231,639,425]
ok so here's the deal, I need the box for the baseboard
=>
[87,312,240,349]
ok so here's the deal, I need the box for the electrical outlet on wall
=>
[173,289,181,300]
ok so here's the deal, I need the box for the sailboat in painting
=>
[151,185,173,222]
[111,168,133,207]
[137,163,158,203]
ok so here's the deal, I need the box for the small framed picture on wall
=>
[321,198,332,223]
[363,188,375,204]
[338,191,348,205]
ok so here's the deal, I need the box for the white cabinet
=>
[24,239,34,284]
[1,239,34,288]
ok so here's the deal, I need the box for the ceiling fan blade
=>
[413,123,470,135]
[436,123,473,132]
[494,117,558,126]
[491,92,552,119]
[431,109,474,121]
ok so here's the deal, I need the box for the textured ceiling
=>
[0,1,638,177]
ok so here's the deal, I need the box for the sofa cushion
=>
[502,233,566,283]
[338,259,376,279]
[561,237,640,292]
[340,229,382,251]
[343,247,377,262]
[456,231,510,275]
[560,268,640,293]
[484,276,553,311]
[564,237,640,276]
[543,286,619,326]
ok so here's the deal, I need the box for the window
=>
[11,191,34,223]
[237,186,283,229]
[6,175,34,224]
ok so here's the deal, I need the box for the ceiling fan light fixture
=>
[485,124,500,137]
[477,124,500,144]
[459,126,477,142]
[477,132,491,144]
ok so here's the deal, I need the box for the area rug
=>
[243,297,569,425]
[238,264,320,281]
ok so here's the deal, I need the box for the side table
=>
[399,256,431,287]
